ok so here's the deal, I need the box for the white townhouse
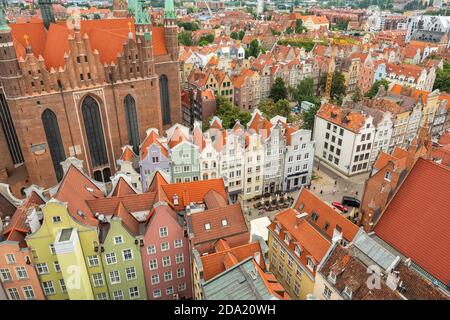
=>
[242,129,265,200]
[314,104,376,177]
[283,128,315,191]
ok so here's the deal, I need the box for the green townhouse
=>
[98,202,147,300]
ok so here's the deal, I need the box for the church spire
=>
[164,0,176,20]
[0,3,9,31]
[38,0,55,30]
[134,0,150,25]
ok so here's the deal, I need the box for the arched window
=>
[42,109,66,181]
[124,95,140,154]
[81,96,108,168]
[159,74,171,125]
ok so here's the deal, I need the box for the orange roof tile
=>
[86,192,156,216]
[140,130,168,160]
[374,159,450,285]
[120,145,137,162]
[293,188,359,241]
[161,178,227,211]
[111,177,136,197]
[317,103,367,133]
[55,165,104,227]
[152,26,168,56]
[114,201,140,236]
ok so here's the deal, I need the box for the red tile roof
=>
[119,145,137,162]
[374,158,450,285]
[9,18,168,69]
[203,189,228,209]
[140,130,168,160]
[294,188,359,242]
[201,241,265,281]
[55,165,105,227]
[269,208,331,275]
[86,192,156,216]
[111,177,136,197]
[161,178,227,211]
[317,103,367,133]
[189,203,248,246]
[114,201,140,236]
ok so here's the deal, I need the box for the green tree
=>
[178,31,193,46]
[364,79,390,98]
[230,31,238,40]
[351,87,363,102]
[238,30,245,40]
[290,78,320,106]
[433,62,450,93]
[295,19,307,34]
[259,98,291,119]
[285,26,294,34]
[93,13,101,20]
[301,104,321,131]
[319,71,347,101]
[198,33,214,46]
[246,39,261,58]
[212,96,251,129]
[269,77,288,103]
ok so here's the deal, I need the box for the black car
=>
[342,196,360,208]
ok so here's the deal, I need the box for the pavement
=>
[242,158,369,223]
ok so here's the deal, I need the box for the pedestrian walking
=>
[344,186,348,193]
[332,188,336,195]
[334,180,337,186]
[320,190,323,195]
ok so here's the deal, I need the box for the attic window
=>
[343,286,353,299]
[284,233,290,244]
[204,223,211,230]
[294,245,302,257]
[311,212,319,221]
[221,219,228,227]
[275,224,281,235]
[328,271,337,284]
[384,171,392,181]
[306,257,315,271]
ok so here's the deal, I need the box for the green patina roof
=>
[164,0,176,20]
[0,5,10,31]
[127,0,136,15]
[134,0,150,25]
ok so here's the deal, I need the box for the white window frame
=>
[109,270,121,284]
[125,266,137,281]
[122,249,134,261]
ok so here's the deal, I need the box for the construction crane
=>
[324,39,336,100]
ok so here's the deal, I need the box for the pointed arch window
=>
[42,109,66,181]
[81,96,108,168]
[159,74,171,125]
[124,95,140,154]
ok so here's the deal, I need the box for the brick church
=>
[0,0,181,196]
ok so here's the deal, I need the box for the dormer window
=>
[173,194,179,206]
[343,286,353,299]
[384,171,392,181]
[306,257,315,271]
[328,271,337,284]
[294,245,302,257]
[204,223,211,230]
[275,224,281,235]
[221,219,228,227]
[311,212,319,221]
[284,233,290,245]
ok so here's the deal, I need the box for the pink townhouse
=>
[140,203,192,300]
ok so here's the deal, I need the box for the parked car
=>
[332,202,348,213]
[342,196,360,208]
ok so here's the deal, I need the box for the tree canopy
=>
[290,78,321,130]
[246,39,261,58]
[259,98,291,120]
[364,79,390,98]
[206,96,251,130]
[269,77,288,103]
[178,31,193,46]
[433,62,450,93]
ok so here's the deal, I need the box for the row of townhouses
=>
[121,109,314,200]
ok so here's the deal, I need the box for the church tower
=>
[113,0,128,18]
[38,0,55,30]
[164,0,179,61]
[0,5,23,97]
[134,0,155,77]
